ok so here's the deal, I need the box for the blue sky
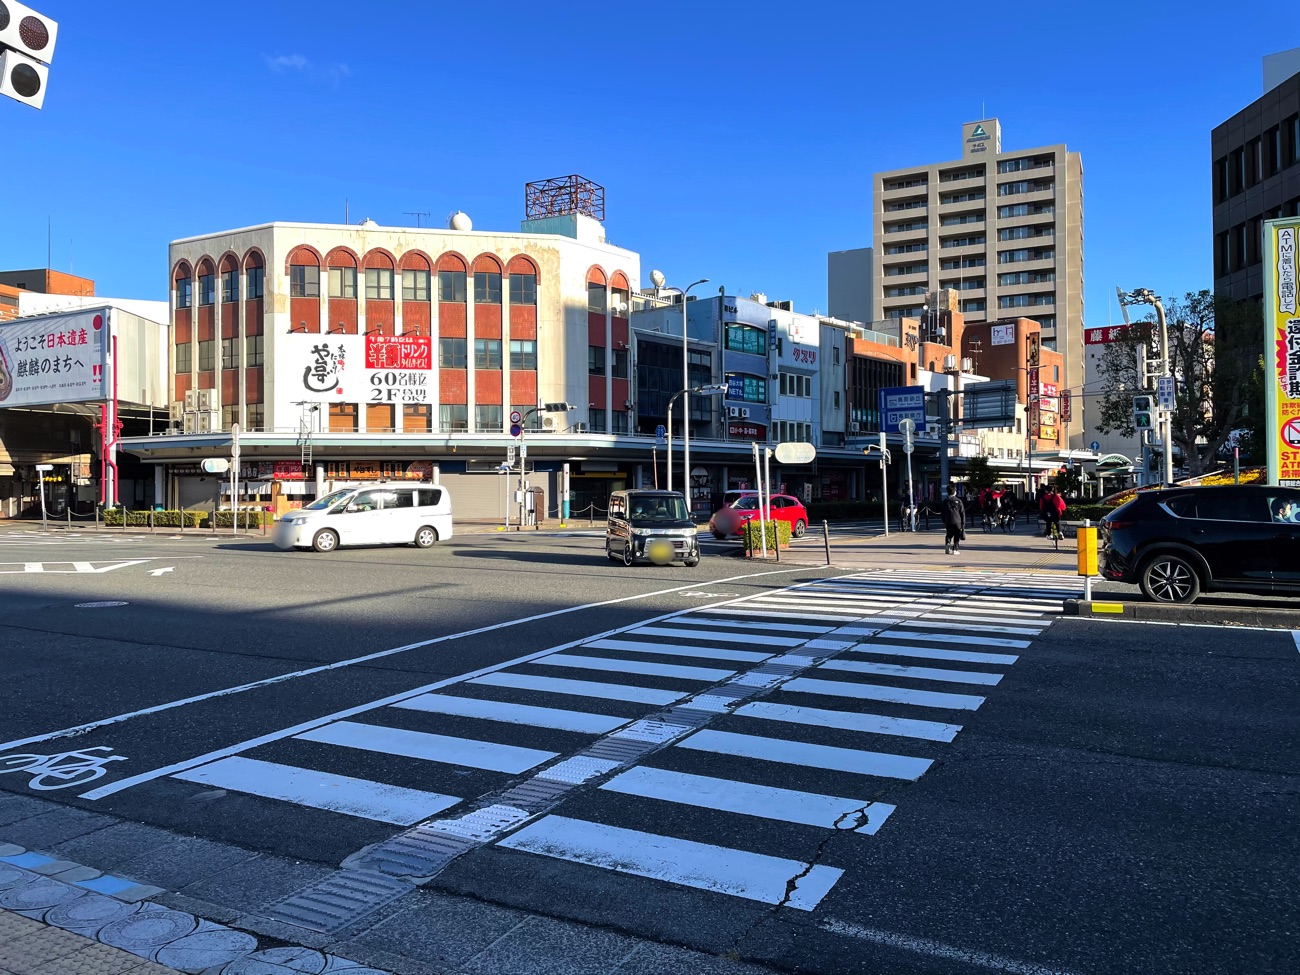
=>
[0,1,1290,326]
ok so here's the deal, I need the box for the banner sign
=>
[234,459,436,482]
[0,308,107,408]
[1264,218,1300,485]
[728,421,767,441]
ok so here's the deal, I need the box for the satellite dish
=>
[649,269,666,289]
[359,218,378,228]
[449,211,472,231]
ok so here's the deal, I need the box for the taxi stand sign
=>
[1263,217,1300,486]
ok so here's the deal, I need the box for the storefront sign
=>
[1038,424,1057,441]
[728,422,767,441]
[991,323,1015,346]
[1264,219,1300,485]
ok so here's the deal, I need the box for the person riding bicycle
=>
[1039,486,1066,538]
[998,492,1017,528]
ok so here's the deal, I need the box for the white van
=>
[273,485,453,553]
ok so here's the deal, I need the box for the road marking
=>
[882,630,1032,649]
[392,694,627,735]
[600,766,896,833]
[627,625,806,647]
[735,701,960,742]
[819,659,1004,686]
[296,720,556,774]
[173,756,459,825]
[888,619,1044,636]
[664,617,833,634]
[537,654,734,683]
[820,918,1081,975]
[583,638,770,663]
[2,564,809,758]
[148,567,174,577]
[784,676,985,711]
[496,814,843,910]
[470,672,686,705]
[698,607,861,623]
[678,729,933,780]
[1294,631,1300,656]
[847,642,1019,665]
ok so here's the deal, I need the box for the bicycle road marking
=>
[0,746,127,791]
[0,565,815,758]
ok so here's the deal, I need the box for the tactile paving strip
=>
[264,869,414,934]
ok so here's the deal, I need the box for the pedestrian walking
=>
[942,482,965,555]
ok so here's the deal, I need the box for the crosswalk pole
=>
[823,520,830,565]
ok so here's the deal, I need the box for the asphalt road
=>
[0,525,1295,975]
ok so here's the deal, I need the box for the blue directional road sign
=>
[510,423,522,437]
[655,424,667,446]
[1090,440,1101,452]
[878,386,928,433]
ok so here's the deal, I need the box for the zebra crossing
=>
[159,570,1080,910]
[0,530,148,545]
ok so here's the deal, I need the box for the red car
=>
[709,492,809,539]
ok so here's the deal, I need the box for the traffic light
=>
[1132,395,1154,430]
[0,1,58,109]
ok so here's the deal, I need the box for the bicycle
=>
[981,510,994,534]
[0,747,126,790]
[1040,518,1064,551]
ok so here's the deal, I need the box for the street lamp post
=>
[1120,289,1174,487]
[666,384,727,504]
[650,275,710,498]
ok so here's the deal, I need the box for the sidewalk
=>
[0,908,179,975]
[778,524,1081,575]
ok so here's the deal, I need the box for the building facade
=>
[870,119,1084,419]
[1212,51,1300,303]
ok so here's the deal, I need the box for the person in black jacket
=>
[942,483,965,555]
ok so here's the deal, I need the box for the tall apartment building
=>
[870,119,1084,398]
[1211,48,1300,303]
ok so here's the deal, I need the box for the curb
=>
[1065,599,1300,629]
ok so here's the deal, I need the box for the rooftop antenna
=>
[345,198,349,224]
[404,211,431,228]
[47,216,51,268]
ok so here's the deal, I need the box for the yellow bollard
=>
[1077,520,1098,600]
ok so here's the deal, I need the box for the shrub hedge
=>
[743,519,792,553]
[101,509,272,529]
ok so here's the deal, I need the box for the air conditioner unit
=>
[740,407,750,419]
[195,412,214,434]
[541,415,558,431]
[961,357,974,372]
[944,354,957,370]
[727,406,739,418]
[184,390,198,411]
[849,422,861,433]
[170,401,184,423]
[197,389,217,412]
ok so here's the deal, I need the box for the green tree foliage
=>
[1092,291,1263,475]
[965,455,1000,491]
[1052,465,1084,496]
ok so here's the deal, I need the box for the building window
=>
[475,405,502,431]
[885,175,927,190]
[198,273,215,306]
[245,334,263,367]
[588,408,606,433]
[612,349,628,379]
[402,269,430,301]
[246,266,264,300]
[509,272,537,305]
[174,342,191,373]
[726,373,767,403]
[221,406,238,430]
[725,324,767,356]
[833,390,841,409]
[247,403,264,431]
[940,213,983,226]
[328,403,358,432]
[833,347,841,366]
[439,337,467,368]
[221,338,239,370]
[884,242,927,255]
[940,235,985,248]
[474,338,502,370]
[328,267,356,299]
[402,403,432,433]
[290,264,320,298]
[221,270,239,303]
[961,299,986,313]
[176,278,192,309]
[439,404,468,431]
[587,345,606,376]
[474,271,501,304]
[365,268,393,301]
[197,340,216,372]
[938,168,981,182]
[509,339,537,370]
[438,270,466,302]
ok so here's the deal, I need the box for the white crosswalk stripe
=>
[159,569,1078,911]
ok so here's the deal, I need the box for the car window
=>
[346,490,384,513]
[733,498,759,510]
[1266,493,1300,523]
[1163,494,1197,518]
[1193,493,1270,523]
[384,490,414,509]
[416,488,443,507]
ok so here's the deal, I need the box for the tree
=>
[1052,465,1083,497]
[1092,291,1263,476]
[965,455,999,491]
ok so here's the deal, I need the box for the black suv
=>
[1101,485,1300,603]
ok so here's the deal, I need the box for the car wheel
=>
[606,541,620,561]
[1139,553,1201,604]
[622,543,634,567]
[311,529,339,553]
[414,526,437,549]
[685,557,700,567]
[793,519,807,538]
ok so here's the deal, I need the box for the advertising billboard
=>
[285,333,434,413]
[0,308,108,408]
[1264,218,1300,485]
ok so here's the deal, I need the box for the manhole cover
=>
[100,909,197,949]
[46,893,140,932]
[155,928,258,970]
[75,601,129,608]
[0,864,31,890]
[0,878,83,912]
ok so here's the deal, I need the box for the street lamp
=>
[649,272,709,497]
[665,384,727,499]
[1119,288,1173,487]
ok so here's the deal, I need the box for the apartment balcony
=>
[936,172,986,192]
[995,257,1056,275]
[882,266,930,283]
[995,210,1056,228]
[881,224,929,242]
[881,180,930,200]
[937,197,988,214]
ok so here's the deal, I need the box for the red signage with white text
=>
[365,335,432,370]
[728,422,767,440]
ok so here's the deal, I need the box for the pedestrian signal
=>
[1132,395,1154,430]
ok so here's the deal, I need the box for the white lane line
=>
[583,638,770,664]
[819,659,1004,686]
[893,619,1044,636]
[7,563,808,757]
[601,766,896,833]
[469,672,685,706]
[391,694,627,735]
[698,607,862,623]
[783,676,985,711]
[820,918,1082,975]
[498,814,843,910]
[924,611,1046,623]
[883,630,1031,649]
[848,642,1020,665]
[173,756,460,825]
[666,617,833,634]
[297,720,556,774]
[628,625,806,647]
[735,701,960,743]
[536,654,734,683]
[1293,631,1299,656]
[679,729,933,780]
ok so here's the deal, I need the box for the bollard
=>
[149,509,155,533]
[774,524,780,562]
[823,520,831,565]
[66,506,71,530]
[94,504,100,530]
[122,505,128,533]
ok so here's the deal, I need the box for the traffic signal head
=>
[0,1,58,63]
[1132,395,1153,430]
[0,47,45,108]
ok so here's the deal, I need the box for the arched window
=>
[473,254,503,304]
[507,255,538,305]
[287,247,321,298]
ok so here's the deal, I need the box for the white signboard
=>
[0,309,108,408]
[990,324,1015,346]
[286,334,434,410]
